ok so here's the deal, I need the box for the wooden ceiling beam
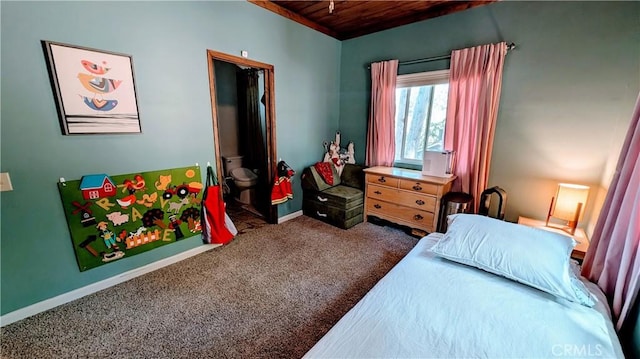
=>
[339,1,495,39]
[248,0,341,39]
[250,0,497,41]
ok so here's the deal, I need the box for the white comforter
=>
[304,233,623,358]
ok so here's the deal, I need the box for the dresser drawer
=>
[366,174,399,188]
[366,198,435,231]
[366,184,397,201]
[368,185,436,212]
[396,192,436,212]
[399,178,440,196]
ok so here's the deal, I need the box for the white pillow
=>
[430,214,594,307]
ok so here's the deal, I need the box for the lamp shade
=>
[551,183,590,221]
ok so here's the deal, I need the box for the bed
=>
[304,214,624,358]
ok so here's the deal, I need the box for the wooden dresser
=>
[363,166,455,234]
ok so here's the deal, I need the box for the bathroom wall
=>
[215,60,241,160]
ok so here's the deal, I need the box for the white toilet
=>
[222,155,258,205]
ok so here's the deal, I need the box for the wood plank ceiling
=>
[248,0,497,40]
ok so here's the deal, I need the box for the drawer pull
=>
[374,204,382,209]
[413,184,423,191]
[374,190,382,195]
[317,196,328,202]
[416,199,425,206]
[377,176,386,183]
[316,211,327,218]
[414,214,424,221]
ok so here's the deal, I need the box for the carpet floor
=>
[1,215,417,359]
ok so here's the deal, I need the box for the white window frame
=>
[396,69,450,88]
[395,69,450,166]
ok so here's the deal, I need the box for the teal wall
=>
[339,1,639,224]
[630,299,640,357]
[2,3,639,354]
[0,1,341,315]
[634,319,640,358]
[339,2,639,353]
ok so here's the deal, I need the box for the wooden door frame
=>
[206,50,278,224]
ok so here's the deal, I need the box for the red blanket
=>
[314,162,334,186]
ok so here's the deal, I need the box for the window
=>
[394,70,449,166]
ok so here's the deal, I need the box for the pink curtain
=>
[582,92,640,331]
[444,42,507,212]
[366,60,398,167]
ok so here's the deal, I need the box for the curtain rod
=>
[367,43,516,69]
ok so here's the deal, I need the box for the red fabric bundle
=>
[271,160,295,205]
[201,166,234,245]
[314,162,334,186]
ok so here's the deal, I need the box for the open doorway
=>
[206,50,278,226]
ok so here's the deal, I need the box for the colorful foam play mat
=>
[58,166,203,271]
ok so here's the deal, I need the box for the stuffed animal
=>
[321,131,356,176]
[346,141,356,164]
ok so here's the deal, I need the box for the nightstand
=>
[517,216,590,261]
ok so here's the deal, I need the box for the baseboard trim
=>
[0,243,221,327]
[278,210,303,224]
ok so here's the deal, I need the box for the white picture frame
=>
[42,40,141,135]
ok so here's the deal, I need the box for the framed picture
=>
[42,40,142,135]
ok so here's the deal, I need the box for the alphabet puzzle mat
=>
[58,166,203,271]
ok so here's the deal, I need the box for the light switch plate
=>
[0,172,13,192]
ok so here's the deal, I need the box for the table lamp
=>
[545,183,590,235]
